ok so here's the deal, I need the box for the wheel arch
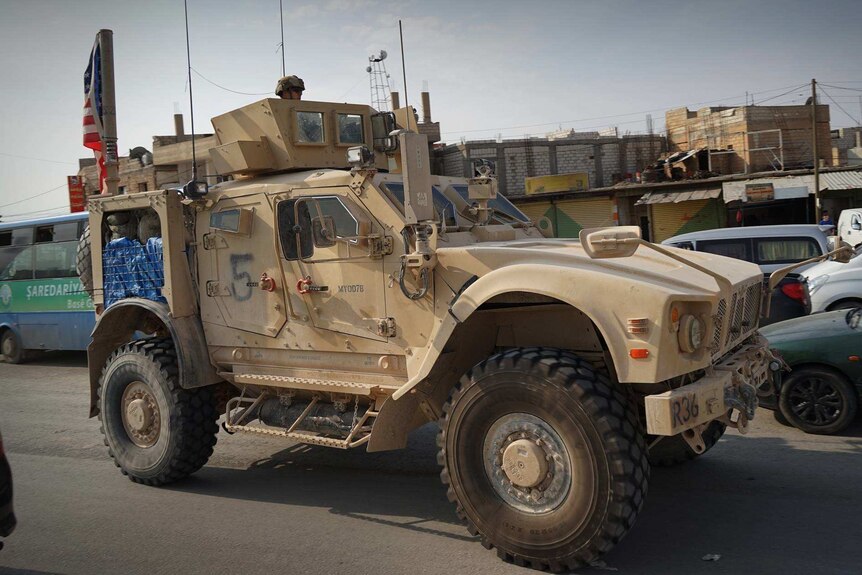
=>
[87,298,221,417]
[825,297,862,311]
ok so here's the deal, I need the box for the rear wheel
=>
[647,420,727,467]
[438,348,649,571]
[778,367,858,434]
[1,330,24,364]
[98,337,219,485]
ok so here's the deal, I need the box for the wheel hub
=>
[483,413,571,514]
[502,439,549,488]
[121,381,160,448]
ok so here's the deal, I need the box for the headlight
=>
[678,314,704,353]
[807,274,829,294]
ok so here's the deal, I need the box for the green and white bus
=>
[0,212,94,363]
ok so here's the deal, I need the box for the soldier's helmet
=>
[275,75,305,97]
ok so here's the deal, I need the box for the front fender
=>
[87,298,220,417]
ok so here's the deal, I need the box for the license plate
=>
[644,373,729,436]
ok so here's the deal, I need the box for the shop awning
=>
[819,171,862,191]
[635,188,721,205]
[722,175,814,203]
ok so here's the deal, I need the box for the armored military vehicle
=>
[81,96,776,571]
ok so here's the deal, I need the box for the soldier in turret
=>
[276,75,304,100]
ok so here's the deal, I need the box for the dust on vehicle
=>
[81,96,777,571]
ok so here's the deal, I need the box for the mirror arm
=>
[635,239,733,294]
[766,245,852,292]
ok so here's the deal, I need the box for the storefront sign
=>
[67,176,86,212]
[745,183,774,203]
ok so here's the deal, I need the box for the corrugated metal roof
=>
[635,188,721,205]
[820,171,862,191]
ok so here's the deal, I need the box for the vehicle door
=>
[274,188,388,341]
[839,211,862,247]
[203,195,287,338]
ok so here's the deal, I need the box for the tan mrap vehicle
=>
[81,97,776,571]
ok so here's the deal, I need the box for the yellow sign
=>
[525,173,589,196]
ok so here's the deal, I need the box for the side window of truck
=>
[698,239,751,262]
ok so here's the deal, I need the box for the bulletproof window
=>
[277,199,313,260]
[381,182,458,228]
[337,114,364,145]
[306,197,359,243]
[34,241,77,279]
[295,111,325,144]
[450,184,531,223]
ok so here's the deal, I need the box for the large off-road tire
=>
[778,367,858,435]
[98,337,219,485]
[76,225,94,298]
[0,330,24,364]
[647,420,727,467]
[438,348,649,572]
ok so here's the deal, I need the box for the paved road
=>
[0,352,860,575]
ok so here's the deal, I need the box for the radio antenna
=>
[399,19,408,108]
[279,0,285,76]
[183,0,198,183]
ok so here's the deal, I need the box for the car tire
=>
[778,367,858,435]
[647,420,727,467]
[98,337,219,485]
[438,347,649,571]
[1,330,25,365]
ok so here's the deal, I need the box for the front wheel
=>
[778,367,858,434]
[98,337,219,485]
[438,348,649,572]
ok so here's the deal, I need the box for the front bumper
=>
[645,335,774,436]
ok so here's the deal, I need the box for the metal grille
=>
[724,292,739,347]
[103,237,165,307]
[711,298,727,352]
[742,282,762,331]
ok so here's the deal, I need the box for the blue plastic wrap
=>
[103,237,167,307]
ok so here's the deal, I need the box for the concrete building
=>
[435,133,666,196]
[665,104,832,174]
[832,127,862,166]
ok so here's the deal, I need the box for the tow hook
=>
[723,381,758,434]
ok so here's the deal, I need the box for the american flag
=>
[83,36,107,195]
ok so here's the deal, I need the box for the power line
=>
[190,67,270,96]
[0,152,78,166]
[441,83,803,137]
[1,205,70,222]
[819,85,861,126]
[819,83,862,94]
[753,83,809,105]
[0,183,68,209]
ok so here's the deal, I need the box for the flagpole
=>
[99,29,119,196]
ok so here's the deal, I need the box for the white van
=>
[836,209,862,247]
[661,224,831,274]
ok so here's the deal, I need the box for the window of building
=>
[138,183,148,192]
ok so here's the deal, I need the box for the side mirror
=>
[579,226,642,259]
[312,215,337,248]
[371,112,397,153]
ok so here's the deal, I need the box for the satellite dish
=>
[379,50,387,60]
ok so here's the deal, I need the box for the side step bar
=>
[234,373,379,396]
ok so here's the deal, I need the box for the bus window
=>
[35,225,54,243]
[11,228,32,246]
[54,222,79,242]
[0,245,35,280]
[34,241,77,279]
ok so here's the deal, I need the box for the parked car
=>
[760,309,862,434]
[662,225,825,325]
[0,428,16,548]
[804,244,862,312]
[837,208,862,247]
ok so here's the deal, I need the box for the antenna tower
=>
[366,50,392,111]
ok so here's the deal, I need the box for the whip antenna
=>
[399,20,408,108]
[182,0,207,197]
[279,0,285,76]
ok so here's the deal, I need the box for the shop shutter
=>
[651,199,721,242]
[555,198,615,238]
[513,200,555,236]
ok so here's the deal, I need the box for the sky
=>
[1,0,861,222]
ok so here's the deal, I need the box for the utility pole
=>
[100,29,119,196]
[811,78,820,221]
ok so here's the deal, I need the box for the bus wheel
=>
[1,330,25,364]
[438,348,649,571]
[98,337,219,485]
[76,226,94,298]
